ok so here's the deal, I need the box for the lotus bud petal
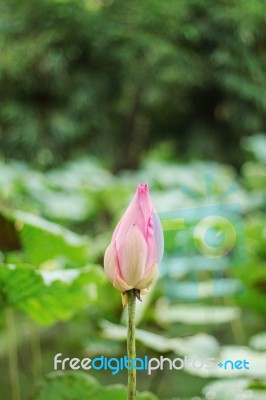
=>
[104,183,164,294]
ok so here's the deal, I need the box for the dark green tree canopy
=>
[0,0,266,169]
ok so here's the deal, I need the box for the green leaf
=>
[155,301,241,325]
[162,278,244,301]
[101,320,220,357]
[0,263,106,325]
[32,371,158,400]
[1,208,89,265]
[203,379,266,400]
[32,371,99,400]
[250,332,266,351]
[188,345,266,379]
[32,190,91,222]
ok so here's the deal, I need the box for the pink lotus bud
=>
[104,183,164,293]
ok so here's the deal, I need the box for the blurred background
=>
[0,0,266,399]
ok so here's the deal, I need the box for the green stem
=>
[224,296,246,345]
[5,308,21,400]
[30,320,42,382]
[127,289,136,400]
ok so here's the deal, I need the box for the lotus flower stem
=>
[104,184,164,398]
[127,289,136,400]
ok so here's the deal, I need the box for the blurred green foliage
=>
[0,0,266,399]
[0,141,265,399]
[33,371,158,400]
[1,0,266,169]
